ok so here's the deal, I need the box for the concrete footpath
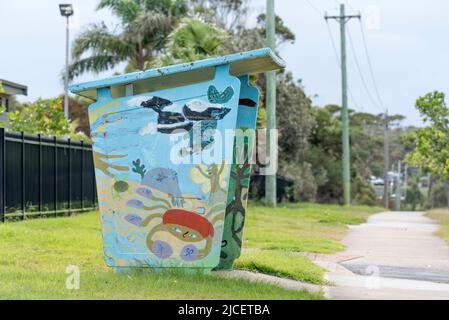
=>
[308,211,449,299]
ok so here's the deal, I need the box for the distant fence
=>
[0,128,97,222]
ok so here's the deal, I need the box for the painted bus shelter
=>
[70,48,285,271]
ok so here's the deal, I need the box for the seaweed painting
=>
[93,151,129,178]
[190,161,228,207]
[132,159,147,179]
[217,135,252,270]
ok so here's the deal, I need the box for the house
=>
[0,79,28,113]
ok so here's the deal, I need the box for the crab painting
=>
[125,184,222,262]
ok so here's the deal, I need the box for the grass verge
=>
[0,212,322,300]
[0,203,382,298]
[426,208,449,245]
[235,250,326,285]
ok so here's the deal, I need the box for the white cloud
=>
[185,100,211,112]
[139,122,158,136]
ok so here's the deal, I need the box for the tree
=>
[5,98,88,141]
[277,74,313,156]
[191,0,250,30]
[192,0,295,54]
[406,91,449,208]
[300,105,384,205]
[68,95,91,136]
[156,18,228,66]
[0,107,5,128]
[405,174,424,211]
[69,0,188,79]
[256,14,295,47]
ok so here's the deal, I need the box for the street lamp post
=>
[59,4,74,120]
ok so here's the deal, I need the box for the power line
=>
[304,0,362,110]
[304,0,360,109]
[343,0,357,14]
[325,20,361,110]
[331,0,342,7]
[358,20,385,110]
[331,0,357,13]
[347,26,383,112]
[325,20,340,66]
[329,1,387,114]
[332,1,385,111]
[304,0,323,16]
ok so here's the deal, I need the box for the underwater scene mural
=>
[68,48,287,272]
[88,69,247,270]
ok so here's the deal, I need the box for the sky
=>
[1,0,448,127]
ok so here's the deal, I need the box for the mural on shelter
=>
[69,49,285,271]
[88,74,242,269]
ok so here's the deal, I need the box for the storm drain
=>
[341,263,449,284]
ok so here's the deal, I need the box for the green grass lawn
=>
[0,203,382,299]
[235,203,383,284]
[427,209,449,245]
[0,212,322,300]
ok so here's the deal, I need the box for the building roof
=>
[69,48,285,101]
[0,79,28,96]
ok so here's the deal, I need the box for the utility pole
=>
[265,0,277,208]
[383,110,390,209]
[325,4,360,206]
[395,161,401,211]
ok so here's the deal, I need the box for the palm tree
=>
[156,18,228,67]
[69,0,188,79]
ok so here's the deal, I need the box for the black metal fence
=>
[0,128,97,222]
